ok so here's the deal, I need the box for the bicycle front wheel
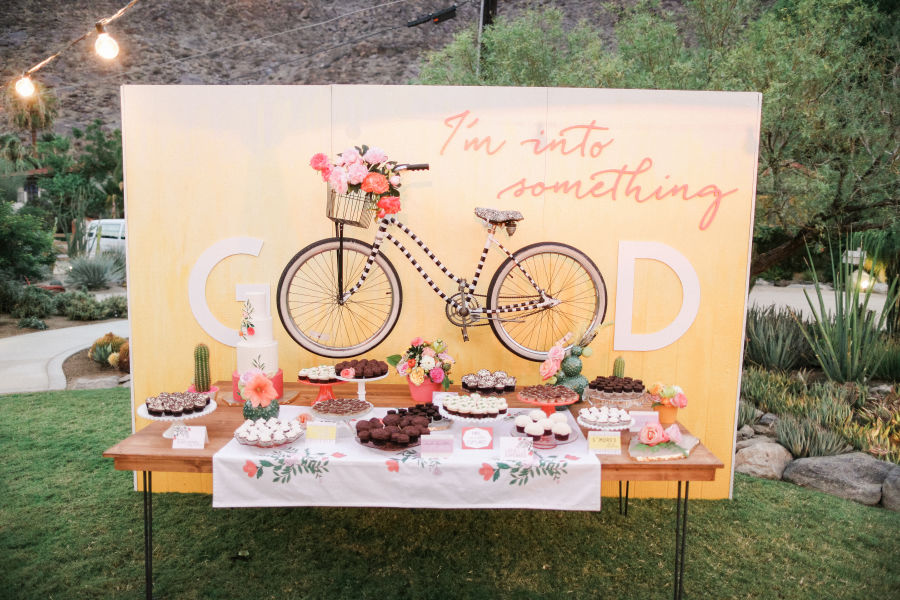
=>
[277,238,402,358]
[486,242,607,361]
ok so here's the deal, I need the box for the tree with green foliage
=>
[0,199,55,281]
[418,0,899,278]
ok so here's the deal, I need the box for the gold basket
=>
[326,187,377,228]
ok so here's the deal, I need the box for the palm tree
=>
[0,133,41,174]
[3,79,58,147]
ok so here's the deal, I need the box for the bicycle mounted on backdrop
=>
[277,162,607,361]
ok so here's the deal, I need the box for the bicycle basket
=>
[326,186,377,228]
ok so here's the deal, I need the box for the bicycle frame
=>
[339,216,560,317]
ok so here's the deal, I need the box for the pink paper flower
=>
[376,196,401,219]
[243,460,258,478]
[389,175,401,187]
[328,166,349,194]
[539,358,561,380]
[309,153,329,171]
[239,368,264,385]
[338,147,361,165]
[423,348,436,357]
[396,361,410,376]
[386,459,399,472]
[670,392,688,409]
[410,337,424,347]
[320,164,333,182]
[362,147,387,164]
[438,352,454,364]
[346,162,369,185]
[340,367,355,379]
[429,367,445,384]
[361,172,389,194]
[244,373,277,408]
[548,343,565,362]
[664,424,682,444]
[479,463,494,481]
[638,423,669,446]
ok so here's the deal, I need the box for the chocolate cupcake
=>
[370,429,389,446]
[357,430,372,443]
[382,414,401,427]
[402,426,420,442]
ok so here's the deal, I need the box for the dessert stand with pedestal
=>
[299,378,350,405]
[576,415,635,431]
[334,372,388,403]
[434,402,505,424]
[136,401,218,439]
[517,392,579,449]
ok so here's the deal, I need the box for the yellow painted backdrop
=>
[121,85,760,498]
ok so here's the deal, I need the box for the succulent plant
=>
[242,400,279,421]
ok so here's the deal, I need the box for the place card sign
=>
[588,431,622,455]
[420,433,454,458]
[172,426,208,449]
[629,411,660,433]
[499,436,534,464]
[305,421,337,444]
[461,427,493,450]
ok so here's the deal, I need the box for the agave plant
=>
[745,305,811,371]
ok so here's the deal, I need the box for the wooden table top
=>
[103,382,723,481]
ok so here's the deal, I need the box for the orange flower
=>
[243,460,258,478]
[361,172,389,194]
[479,463,495,481]
[386,459,400,472]
[244,373,277,408]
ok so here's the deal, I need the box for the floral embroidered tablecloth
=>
[212,406,601,511]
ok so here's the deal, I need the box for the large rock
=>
[70,375,122,390]
[752,413,779,436]
[881,467,900,511]
[735,442,793,480]
[782,452,895,505]
[736,425,755,441]
[735,435,777,451]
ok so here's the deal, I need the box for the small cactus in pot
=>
[188,343,219,400]
[238,369,279,420]
[613,356,625,378]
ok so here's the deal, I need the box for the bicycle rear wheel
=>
[277,238,402,358]
[486,242,606,361]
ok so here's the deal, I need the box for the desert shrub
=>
[776,415,851,458]
[840,421,899,464]
[64,293,104,320]
[117,341,130,373]
[10,286,55,319]
[802,386,854,429]
[745,305,813,371]
[99,295,128,318]
[102,249,126,278]
[89,343,114,366]
[54,290,89,316]
[873,337,900,383]
[737,400,760,429]
[0,278,23,313]
[17,316,47,330]
[108,352,120,369]
[740,367,802,414]
[89,332,127,359]
[0,200,55,280]
[66,255,123,290]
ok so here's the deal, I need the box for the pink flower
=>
[389,175,401,187]
[328,166,349,194]
[244,373,277,408]
[320,164,333,182]
[243,460,258,478]
[396,361,410,376]
[664,424,682,444]
[362,147,387,164]
[386,459,399,472]
[309,153,330,171]
[564,454,580,461]
[438,352,454,364]
[429,367,445,384]
[338,147,361,165]
[239,368,263,385]
[331,452,346,458]
[411,337,424,347]
[423,348,436,357]
[671,392,688,409]
[361,172,390,194]
[340,367,355,379]
[638,423,669,446]
[376,196,401,219]
[548,343,565,362]
[539,358,561,380]
[346,162,369,185]
[479,463,494,481]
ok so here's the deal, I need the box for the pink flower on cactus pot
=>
[548,343,565,362]
[244,373,277,408]
[539,358,561,380]
[429,367,445,384]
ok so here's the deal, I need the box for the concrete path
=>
[0,320,129,395]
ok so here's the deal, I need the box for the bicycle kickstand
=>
[458,279,470,342]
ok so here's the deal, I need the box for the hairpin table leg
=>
[673,481,689,600]
[143,471,153,600]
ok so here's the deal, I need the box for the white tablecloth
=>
[212,406,601,511]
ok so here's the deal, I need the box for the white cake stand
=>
[334,372,388,403]
[137,400,218,438]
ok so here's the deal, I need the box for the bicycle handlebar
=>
[393,163,430,172]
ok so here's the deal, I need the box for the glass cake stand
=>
[334,372,388,403]
[298,378,350,405]
[136,400,218,438]
[517,393,580,449]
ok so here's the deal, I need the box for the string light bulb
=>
[94,24,119,59]
[14,75,35,98]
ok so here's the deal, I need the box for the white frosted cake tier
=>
[237,291,279,376]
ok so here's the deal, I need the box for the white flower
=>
[420,355,435,371]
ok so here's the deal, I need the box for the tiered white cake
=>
[232,291,283,401]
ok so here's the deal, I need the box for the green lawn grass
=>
[1,389,898,599]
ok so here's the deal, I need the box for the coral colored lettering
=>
[440,110,506,156]
[496,157,737,230]
[520,121,614,158]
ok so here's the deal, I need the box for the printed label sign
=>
[172,426,208,449]
[499,436,534,464]
[461,427,494,450]
[588,431,622,455]
[306,421,337,444]
[421,434,454,458]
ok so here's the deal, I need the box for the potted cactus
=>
[188,343,219,401]
[540,324,610,403]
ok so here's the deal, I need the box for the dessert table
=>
[104,382,722,600]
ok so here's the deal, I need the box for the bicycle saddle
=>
[474,207,525,224]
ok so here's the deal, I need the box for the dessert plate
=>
[576,415,635,431]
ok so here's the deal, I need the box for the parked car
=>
[85,219,126,253]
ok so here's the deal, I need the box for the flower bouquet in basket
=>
[309,145,404,221]
[387,338,454,402]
